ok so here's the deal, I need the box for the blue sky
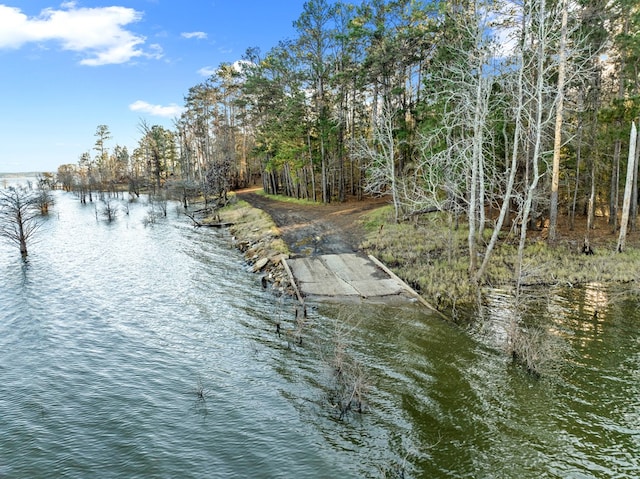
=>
[0,1,302,173]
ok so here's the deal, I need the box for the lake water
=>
[1,190,638,478]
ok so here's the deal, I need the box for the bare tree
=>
[404,0,499,275]
[0,186,44,258]
[100,196,118,222]
[512,0,552,291]
[35,174,54,215]
[352,103,402,223]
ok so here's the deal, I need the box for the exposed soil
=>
[236,189,387,256]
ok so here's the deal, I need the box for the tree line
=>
[49,0,640,285]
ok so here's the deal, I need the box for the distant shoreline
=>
[0,172,49,178]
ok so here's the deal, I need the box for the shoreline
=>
[217,193,640,320]
[220,198,293,297]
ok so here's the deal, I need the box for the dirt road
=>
[236,190,387,256]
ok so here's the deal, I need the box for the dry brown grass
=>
[222,199,289,255]
[360,205,640,314]
[221,194,640,320]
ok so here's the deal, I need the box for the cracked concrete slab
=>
[285,253,408,300]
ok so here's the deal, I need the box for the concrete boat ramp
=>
[282,253,445,317]
[286,253,404,298]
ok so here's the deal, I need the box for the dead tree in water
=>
[0,186,44,258]
[100,197,118,222]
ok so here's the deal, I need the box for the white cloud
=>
[148,43,164,58]
[0,4,159,66]
[232,59,251,71]
[129,100,184,118]
[197,66,217,77]
[181,31,207,40]
[198,60,250,78]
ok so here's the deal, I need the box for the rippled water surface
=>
[1,190,638,478]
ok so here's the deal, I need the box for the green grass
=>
[257,189,319,206]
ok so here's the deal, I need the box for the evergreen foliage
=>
[56,0,640,285]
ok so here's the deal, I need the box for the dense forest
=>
[54,0,640,285]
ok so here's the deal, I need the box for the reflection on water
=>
[0,189,638,478]
[582,282,610,315]
[477,282,639,477]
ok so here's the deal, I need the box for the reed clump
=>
[505,319,568,377]
[325,311,369,420]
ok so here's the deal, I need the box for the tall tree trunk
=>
[467,73,487,275]
[631,130,640,230]
[610,136,621,231]
[17,211,27,257]
[609,66,626,230]
[474,7,526,283]
[587,159,596,231]
[548,0,568,243]
[570,118,583,231]
[307,134,317,202]
[616,121,637,252]
[515,0,546,290]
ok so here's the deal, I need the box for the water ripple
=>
[1,191,638,478]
